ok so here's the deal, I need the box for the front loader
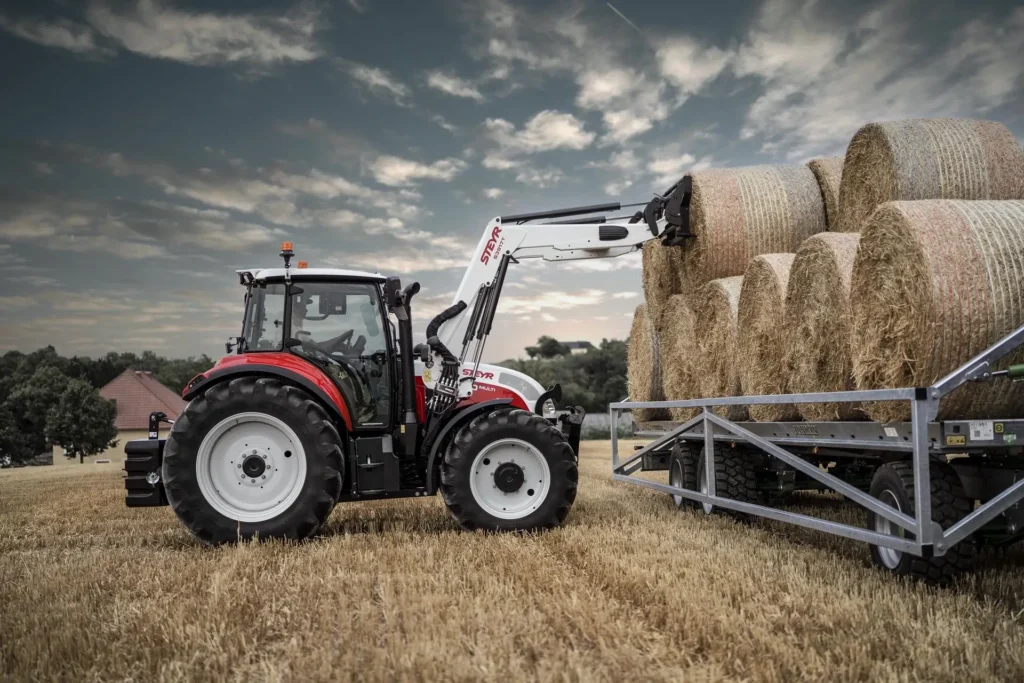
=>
[125,196,679,544]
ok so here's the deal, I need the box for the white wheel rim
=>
[469,439,552,520]
[195,412,307,523]
[698,457,713,515]
[670,460,683,507]
[874,489,904,569]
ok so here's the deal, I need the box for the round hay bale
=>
[693,276,748,421]
[642,239,685,322]
[738,254,801,422]
[835,118,1024,232]
[851,200,1024,422]
[627,303,670,422]
[807,157,844,230]
[683,165,826,290]
[785,233,865,421]
[659,294,700,422]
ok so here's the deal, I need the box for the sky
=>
[0,0,1022,363]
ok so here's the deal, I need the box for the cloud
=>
[85,0,323,68]
[0,296,36,311]
[734,1,1024,159]
[482,110,595,170]
[345,0,368,12]
[425,70,485,101]
[369,155,469,187]
[611,291,638,299]
[341,60,411,105]
[0,13,111,56]
[431,115,458,133]
[497,288,607,315]
[655,37,732,93]
[514,167,563,188]
[483,188,504,199]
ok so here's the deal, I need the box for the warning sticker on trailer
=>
[884,427,899,438]
[969,421,994,442]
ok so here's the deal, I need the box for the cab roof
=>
[239,267,387,282]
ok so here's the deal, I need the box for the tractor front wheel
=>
[440,409,578,532]
[162,377,344,545]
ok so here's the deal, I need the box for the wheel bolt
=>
[237,464,241,469]
[251,479,256,483]
[262,475,266,479]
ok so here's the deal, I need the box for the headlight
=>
[542,399,556,416]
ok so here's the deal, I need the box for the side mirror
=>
[384,276,402,309]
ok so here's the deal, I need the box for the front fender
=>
[183,355,353,431]
[424,399,513,494]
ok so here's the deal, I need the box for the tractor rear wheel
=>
[440,409,578,532]
[162,377,344,545]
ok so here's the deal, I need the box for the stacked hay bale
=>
[807,157,843,230]
[626,303,670,422]
[850,200,1024,422]
[640,239,685,323]
[659,294,700,421]
[784,233,864,421]
[835,118,1024,233]
[693,277,748,421]
[737,254,801,421]
[681,165,826,290]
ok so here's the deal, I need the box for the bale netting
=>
[785,233,865,421]
[807,157,844,230]
[627,303,670,423]
[641,239,686,322]
[835,118,1024,232]
[693,276,748,421]
[851,200,1024,422]
[738,254,801,422]
[683,165,826,290]
[659,294,700,422]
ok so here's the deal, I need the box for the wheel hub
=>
[242,454,267,478]
[494,462,525,493]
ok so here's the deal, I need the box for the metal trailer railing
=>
[610,323,1024,563]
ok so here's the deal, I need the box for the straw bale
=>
[659,294,700,421]
[738,254,802,422]
[693,276,748,421]
[851,200,1024,422]
[641,239,686,322]
[835,118,1024,232]
[807,157,844,230]
[683,165,826,289]
[627,303,670,422]
[785,233,865,421]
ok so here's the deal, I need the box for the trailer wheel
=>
[867,461,976,585]
[668,443,699,510]
[441,408,578,532]
[694,446,761,519]
[162,377,344,545]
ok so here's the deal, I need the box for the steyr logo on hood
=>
[480,225,502,265]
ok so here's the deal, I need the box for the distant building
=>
[52,369,186,466]
[563,341,595,355]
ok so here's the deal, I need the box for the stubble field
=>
[3,441,1024,682]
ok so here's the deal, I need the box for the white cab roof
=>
[240,267,387,281]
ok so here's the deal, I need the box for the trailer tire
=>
[867,461,976,585]
[162,377,344,545]
[696,446,761,519]
[441,408,578,532]
[668,442,700,510]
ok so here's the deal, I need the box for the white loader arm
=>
[423,206,663,398]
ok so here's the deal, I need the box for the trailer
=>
[611,324,1024,584]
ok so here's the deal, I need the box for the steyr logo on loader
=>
[462,368,495,380]
[480,226,503,265]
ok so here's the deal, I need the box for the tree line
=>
[0,347,212,464]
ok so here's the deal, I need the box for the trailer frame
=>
[611,323,1024,562]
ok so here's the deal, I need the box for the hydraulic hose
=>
[425,300,467,363]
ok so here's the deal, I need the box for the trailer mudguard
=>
[424,398,514,495]
[182,353,354,431]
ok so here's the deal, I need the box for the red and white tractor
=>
[124,198,676,544]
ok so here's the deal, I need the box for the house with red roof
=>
[52,369,186,466]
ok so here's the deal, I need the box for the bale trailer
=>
[612,323,1024,584]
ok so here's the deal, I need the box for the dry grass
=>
[835,118,1024,232]
[806,157,844,230]
[627,303,669,422]
[850,199,1024,421]
[4,449,1024,682]
[642,240,686,323]
[659,294,700,422]
[737,254,801,422]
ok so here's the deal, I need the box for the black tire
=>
[440,408,578,532]
[867,461,976,585]
[668,442,700,510]
[697,445,761,519]
[162,377,345,545]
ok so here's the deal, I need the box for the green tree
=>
[525,336,570,359]
[0,403,29,464]
[46,380,118,464]
[6,365,70,457]
[502,337,628,413]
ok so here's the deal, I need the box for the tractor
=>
[124,196,679,544]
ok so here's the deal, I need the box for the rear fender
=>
[424,398,513,494]
[183,354,353,431]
